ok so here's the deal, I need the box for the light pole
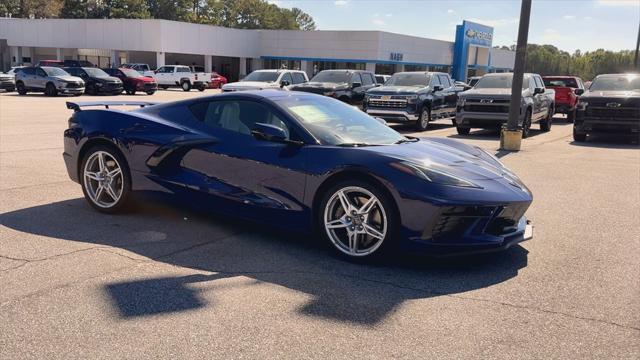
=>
[634,18,639,70]
[500,0,532,151]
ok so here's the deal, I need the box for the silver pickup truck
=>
[455,73,555,137]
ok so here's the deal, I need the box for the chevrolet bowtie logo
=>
[480,99,494,103]
[606,102,621,108]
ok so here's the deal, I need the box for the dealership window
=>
[405,65,428,72]
[313,61,366,72]
[264,59,301,71]
[432,65,450,74]
[375,63,394,75]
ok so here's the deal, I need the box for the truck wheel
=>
[540,109,552,132]
[416,108,431,131]
[45,83,58,97]
[16,81,27,95]
[573,127,587,142]
[567,109,575,123]
[522,111,532,138]
[181,81,192,92]
[126,89,136,95]
[146,90,156,95]
[456,127,470,135]
[198,85,206,92]
[160,85,168,90]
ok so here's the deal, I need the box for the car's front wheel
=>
[80,146,131,213]
[16,81,27,95]
[45,83,58,97]
[573,127,587,142]
[416,107,431,131]
[319,181,397,259]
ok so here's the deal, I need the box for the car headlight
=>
[391,161,481,188]
[406,95,418,104]
[457,97,466,106]
[577,100,588,111]
[324,91,336,97]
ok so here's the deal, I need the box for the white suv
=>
[222,69,308,92]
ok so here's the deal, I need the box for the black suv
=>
[363,72,459,131]
[288,70,378,105]
[573,73,640,142]
[64,67,124,95]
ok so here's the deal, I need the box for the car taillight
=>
[195,74,198,80]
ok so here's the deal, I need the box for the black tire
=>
[416,107,431,131]
[573,127,587,142]
[86,84,97,96]
[456,126,471,135]
[146,90,156,95]
[198,85,206,92]
[567,108,575,123]
[79,145,132,214]
[160,85,168,90]
[540,108,553,132]
[522,110,532,138]
[45,82,58,97]
[16,81,27,95]
[126,89,135,95]
[181,81,192,92]
[318,179,399,261]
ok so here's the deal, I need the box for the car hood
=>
[52,75,83,82]
[93,76,122,83]
[367,86,425,95]
[363,138,509,181]
[582,90,640,99]
[223,81,279,90]
[291,82,347,90]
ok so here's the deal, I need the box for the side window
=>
[36,68,47,77]
[438,75,451,87]
[535,76,544,89]
[178,67,190,73]
[156,66,167,73]
[431,75,442,87]
[22,67,35,75]
[361,73,374,85]
[292,72,306,84]
[280,72,293,84]
[351,73,362,85]
[190,100,292,139]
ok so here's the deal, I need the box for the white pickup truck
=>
[121,63,155,77]
[153,65,210,92]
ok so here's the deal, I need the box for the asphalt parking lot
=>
[1,90,638,359]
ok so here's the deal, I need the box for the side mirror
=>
[534,87,545,94]
[251,123,289,143]
[433,85,443,92]
[574,88,584,95]
[280,80,290,88]
[351,82,362,89]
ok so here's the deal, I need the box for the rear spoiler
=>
[66,101,159,112]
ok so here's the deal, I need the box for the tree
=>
[291,7,316,31]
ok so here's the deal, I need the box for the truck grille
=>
[464,104,510,113]
[587,107,639,119]
[367,99,407,108]
[65,82,83,89]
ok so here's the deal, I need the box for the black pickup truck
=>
[288,70,378,105]
[573,74,640,142]
[362,71,459,131]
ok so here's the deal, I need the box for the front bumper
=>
[455,111,522,128]
[574,111,640,135]
[59,87,85,95]
[0,81,15,91]
[365,108,419,122]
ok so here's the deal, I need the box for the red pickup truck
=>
[542,76,586,122]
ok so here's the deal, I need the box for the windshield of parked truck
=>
[242,71,280,82]
[589,75,640,91]
[42,67,70,77]
[543,78,578,88]
[475,75,529,89]
[310,71,350,84]
[385,73,430,87]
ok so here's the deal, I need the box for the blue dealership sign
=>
[452,20,494,82]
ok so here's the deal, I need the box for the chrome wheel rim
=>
[420,109,429,128]
[323,186,387,257]
[83,151,124,208]
[182,82,189,90]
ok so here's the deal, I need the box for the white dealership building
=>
[0,18,515,82]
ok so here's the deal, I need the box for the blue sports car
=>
[63,91,533,259]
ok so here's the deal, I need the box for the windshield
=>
[385,73,430,87]
[276,96,405,146]
[83,68,110,77]
[242,71,280,82]
[543,78,578,88]
[589,75,640,91]
[42,67,70,77]
[310,71,350,84]
[475,75,528,89]
[120,68,142,77]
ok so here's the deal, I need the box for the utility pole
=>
[634,18,639,70]
[500,0,532,151]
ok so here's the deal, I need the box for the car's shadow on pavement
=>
[1,198,528,325]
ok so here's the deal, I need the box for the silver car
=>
[15,66,85,96]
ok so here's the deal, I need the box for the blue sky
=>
[270,0,640,52]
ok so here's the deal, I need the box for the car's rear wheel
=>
[522,111,532,138]
[540,108,553,132]
[80,146,131,213]
[146,90,155,95]
[181,81,191,91]
[198,85,206,92]
[319,181,397,259]
[160,85,168,90]
[126,89,136,95]
[416,107,431,131]
[16,81,27,95]
[45,82,58,97]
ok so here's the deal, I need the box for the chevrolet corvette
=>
[63,91,533,259]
